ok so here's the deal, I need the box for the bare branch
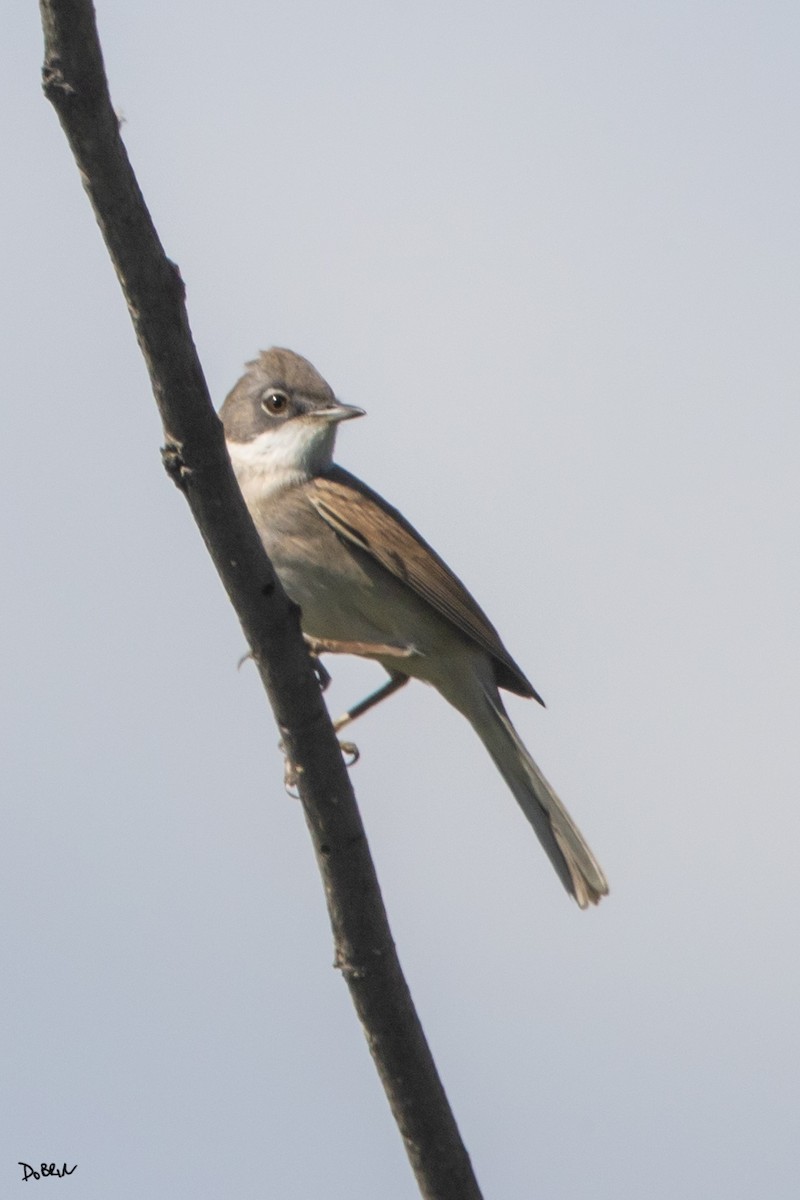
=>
[39,2,483,1196]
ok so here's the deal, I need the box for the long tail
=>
[468,686,608,908]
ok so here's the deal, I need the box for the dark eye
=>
[261,389,290,416]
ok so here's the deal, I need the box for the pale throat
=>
[227,420,336,498]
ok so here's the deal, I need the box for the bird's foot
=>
[279,737,359,798]
[279,742,303,797]
[338,740,360,768]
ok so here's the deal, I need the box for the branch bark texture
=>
[39,3,483,1197]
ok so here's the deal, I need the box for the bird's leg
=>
[330,672,408,768]
[302,637,413,760]
[333,671,409,733]
[303,635,414,661]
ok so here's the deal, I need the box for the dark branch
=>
[39,2,483,1197]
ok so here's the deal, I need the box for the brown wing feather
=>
[309,466,542,702]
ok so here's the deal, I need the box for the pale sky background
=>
[3,3,799,1198]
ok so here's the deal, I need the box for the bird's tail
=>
[467,685,608,907]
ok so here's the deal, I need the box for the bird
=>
[221,347,608,907]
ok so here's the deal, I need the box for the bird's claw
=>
[339,740,360,768]
[279,741,302,798]
[279,737,359,797]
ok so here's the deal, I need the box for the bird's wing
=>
[308,466,541,701]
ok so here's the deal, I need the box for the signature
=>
[19,1163,77,1182]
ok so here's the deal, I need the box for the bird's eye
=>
[261,389,290,416]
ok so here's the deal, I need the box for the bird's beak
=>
[313,401,366,423]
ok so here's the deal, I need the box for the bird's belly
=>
[251,488,477,687]
[275,549,411,647]
[268,537,470,688]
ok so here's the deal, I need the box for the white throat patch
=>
[227,420,336,499]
